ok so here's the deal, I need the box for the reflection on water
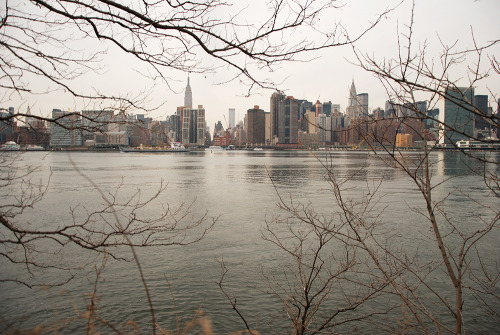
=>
[436,150,500,176]
[0,150,498,333]
[265,164,315,187]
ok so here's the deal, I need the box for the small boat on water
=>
[120,142,190,153]
[26,145,45,151]
[456,139,500,150]
[0,141,21,151]
[208,145,224,152]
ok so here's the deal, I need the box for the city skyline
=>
[2,0,499,131]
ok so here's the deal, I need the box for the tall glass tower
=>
[442,86,475,145]
[356,93,369,116]
[474,94,489,132]
[270,91,286,141]
[278,96,299,144]
[228,108,235,129]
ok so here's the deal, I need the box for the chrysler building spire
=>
[346,79,359,121]
[348,79,357,107]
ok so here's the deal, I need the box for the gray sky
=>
[188,0,499,128]
[6,0,500,129]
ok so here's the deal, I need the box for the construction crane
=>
[352,135,369,150]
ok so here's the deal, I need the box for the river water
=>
[0,150,499,334]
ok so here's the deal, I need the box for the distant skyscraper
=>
[184,75,193,108]
[356,93,369,116]
[316,113,332,143]
[416,101,427,116]
[322,101,332,117]
[346,80,358,121]
[81,110,114,142]
[25,106,35,126]
[270,91,286,142]
[214,121,224,134]
[181,105,205,146]
[278,96,299,144]
[304,110,316,134]
[442,86,475,145]
[400,101,427,118]
[228,108,235,129]
[50,109,83,147]
[331,104,341,114]
[179,76,205,145]
[330,108,343,143]
[0,107,16,143]
[265,112,271,145]
[298,99,313,120]
[168,114,181,142]
[425,108,440,137]
[385,100,397,118]
[474,95,489,131]
[496,99,500,138]
[315,100,323,117]
[346,80,369,122]
[246,106,266,145]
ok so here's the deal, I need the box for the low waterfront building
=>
[396,133,413,147]
[298,131,320,147]
[50,109,83,147]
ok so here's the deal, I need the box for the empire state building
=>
[179,75,205,146]
[184,76,193,108]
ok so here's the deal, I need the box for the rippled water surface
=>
[1,150,499,333]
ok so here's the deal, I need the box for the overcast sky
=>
[188,0,499,128]
[6,0,500,130]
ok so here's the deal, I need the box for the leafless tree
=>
[338,2,500,333]
[260,170,397,334]
[0,1,393,333]
[0,0,389,121]
[350,1,499,150]
[8,1,498,334]
[216,163,408,334]
[242,145,497,334]
[0,0,389,283]
[217,2,499,334]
